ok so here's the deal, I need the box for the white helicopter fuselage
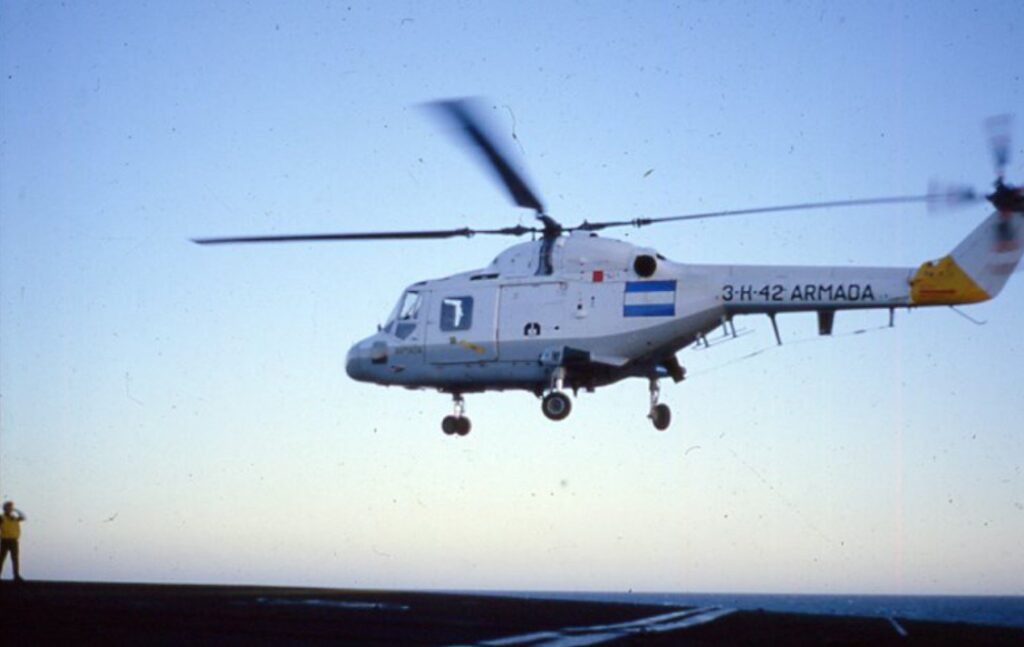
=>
[345,211,1021,398]
[348,231,725,392]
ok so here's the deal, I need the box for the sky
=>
[1,1,1022,595]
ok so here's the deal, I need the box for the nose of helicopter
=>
[345,341,370,381]
[346,335,390,382]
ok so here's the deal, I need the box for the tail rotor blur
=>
[926,115,1021,252]
[981,115,1023,252]
[985,114,1013,181]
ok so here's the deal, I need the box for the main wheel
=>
[650,403,671,431]
[541,392,572,421]
[441,415,459,435]
[455,417,471,436]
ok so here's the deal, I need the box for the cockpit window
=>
[440,297,473,331]
[385,290,422,339]
[398,291,422,320]
[394,321,417,339]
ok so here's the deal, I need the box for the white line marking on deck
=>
[472,605,736,647]
[639,607,737,633]
[478,631,561,646]
[888,616,908,638]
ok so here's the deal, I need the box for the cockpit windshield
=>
[397,290,422,320]
[383,290,422,339]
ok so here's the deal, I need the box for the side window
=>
[394,322,417,339]
[440,296,474,331]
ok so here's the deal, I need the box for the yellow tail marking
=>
[910,255,990,305]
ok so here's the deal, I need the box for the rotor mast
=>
[426,98,563,274]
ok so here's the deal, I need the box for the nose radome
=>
[346,337,389,382]
[345,343,365,380]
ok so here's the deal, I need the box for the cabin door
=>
[424,286,500,363]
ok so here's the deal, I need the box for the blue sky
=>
[1,1,1022,594]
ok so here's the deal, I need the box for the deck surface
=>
[1,581,1021,645]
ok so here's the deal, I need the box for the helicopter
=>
[195,102,1023,435]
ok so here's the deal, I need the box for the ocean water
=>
[488,591,1024,629]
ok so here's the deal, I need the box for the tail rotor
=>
[927,115,1021,251]
[986,114,1013,181]
[981,115,1023,252]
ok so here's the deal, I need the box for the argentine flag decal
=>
[623,280,677,317]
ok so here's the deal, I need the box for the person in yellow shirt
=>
[1,500,26,582]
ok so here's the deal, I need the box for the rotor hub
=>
[987,179,1024,214]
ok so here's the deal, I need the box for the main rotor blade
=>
[573,193,974,232]
[427,98,545,214]
[926,181,981,213]
[193,224,539,245]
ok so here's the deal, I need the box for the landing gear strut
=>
[441,394,471,436]
[541,367,573,421]
[647,379,671,431]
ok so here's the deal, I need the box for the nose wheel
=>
[647,379,672,431]
[442,394,471,436]
[442,416,470,436]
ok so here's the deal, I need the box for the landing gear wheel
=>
[441,415,459,435]
[650,403,671,431]
[442,415,471,436]
[542,392,572,421]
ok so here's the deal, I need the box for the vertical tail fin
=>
[951,211,1023,297]
[910,212,1023,305]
